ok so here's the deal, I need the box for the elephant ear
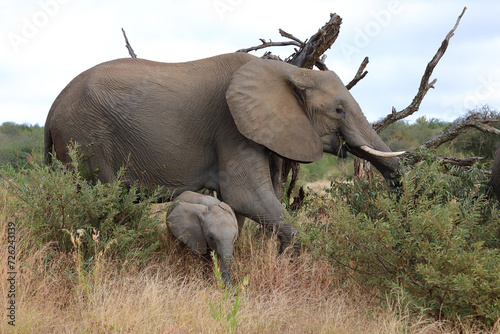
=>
[167,202,208,253]
[226,59,323,162]
[219,202,236,219]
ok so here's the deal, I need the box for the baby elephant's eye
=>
[336,107,344,114]
[208,235,215,243]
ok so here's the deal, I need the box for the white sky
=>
[0,0,499,126]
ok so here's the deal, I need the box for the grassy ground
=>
[1,196,497,334]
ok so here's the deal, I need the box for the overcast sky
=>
[1,0,499,126]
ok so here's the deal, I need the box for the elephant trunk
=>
[341,120,402,183]
[218,248,233,287]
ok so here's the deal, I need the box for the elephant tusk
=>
[359,145,406,158]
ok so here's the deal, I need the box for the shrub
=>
[301,155,500,325]
[0,122,44,169]
[1,143,164,267]
[299,155,354,183]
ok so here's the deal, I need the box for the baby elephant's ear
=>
[167,202,208,252]
[218,202,236,219]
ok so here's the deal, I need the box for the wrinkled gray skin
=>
[167,191,238,285]
[488,146,500,205]
[44,53,401,252]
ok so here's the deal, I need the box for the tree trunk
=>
[354,158,373,181]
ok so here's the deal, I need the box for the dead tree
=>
[354,7,472,176]
[373,7,467,133]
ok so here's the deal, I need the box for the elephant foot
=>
[277,225,301,256]
[278,240,301,258]
[221,271,233,288]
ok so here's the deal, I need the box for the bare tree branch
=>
[346,57,369,90]
[122,28,137,58]
[474,123,500,135]
[286,13,342,69]
[237,13,342,72]
[373,7,467,133]
[421,108,500,149]
[237,40,301,53]
[402,107,499,166]
[278,29,304,45]
[403,153,483,167]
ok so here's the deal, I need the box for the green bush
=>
[0,122,44,169]
[301,155,500,325]
[299,155,354,184]
[380,117,449,153]
[1,143,164,266]
[449,107,500,159]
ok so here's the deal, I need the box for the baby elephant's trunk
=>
[219,252,233,287]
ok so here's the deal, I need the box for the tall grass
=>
[1,212,475,334]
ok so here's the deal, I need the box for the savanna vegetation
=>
[0,122,43,169]
[1,118,500,333]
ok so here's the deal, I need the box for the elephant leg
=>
[269,152,283,198]
[218,144,299,253]
[235,214,246,237]
[229,195,296,253]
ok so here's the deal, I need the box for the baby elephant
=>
[167,191,238,285]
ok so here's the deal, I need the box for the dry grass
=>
[1,195,498,334]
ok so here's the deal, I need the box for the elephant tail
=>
[44,126,53,165]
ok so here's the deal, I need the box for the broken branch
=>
[402,107,499,166]
[421,108,500,149]
[346,57,369,90]
[278,29,304,45]
[403,153,483,167]
[237,13,342,72]
[122,28,137,58]
[373,7,467,133]
[237,40,302,53]
[286,13,342,69]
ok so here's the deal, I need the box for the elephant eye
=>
[336,107,344,114]
[208,235,215,243]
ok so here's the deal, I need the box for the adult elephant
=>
[488,146,500,204]
[44,53,403,252]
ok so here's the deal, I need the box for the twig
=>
[121,28,137,58]
[346,57,369,90]
[237,40,301,53]
[278,29,304,45]
[237,40,302,53]
[373,7,467,133]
